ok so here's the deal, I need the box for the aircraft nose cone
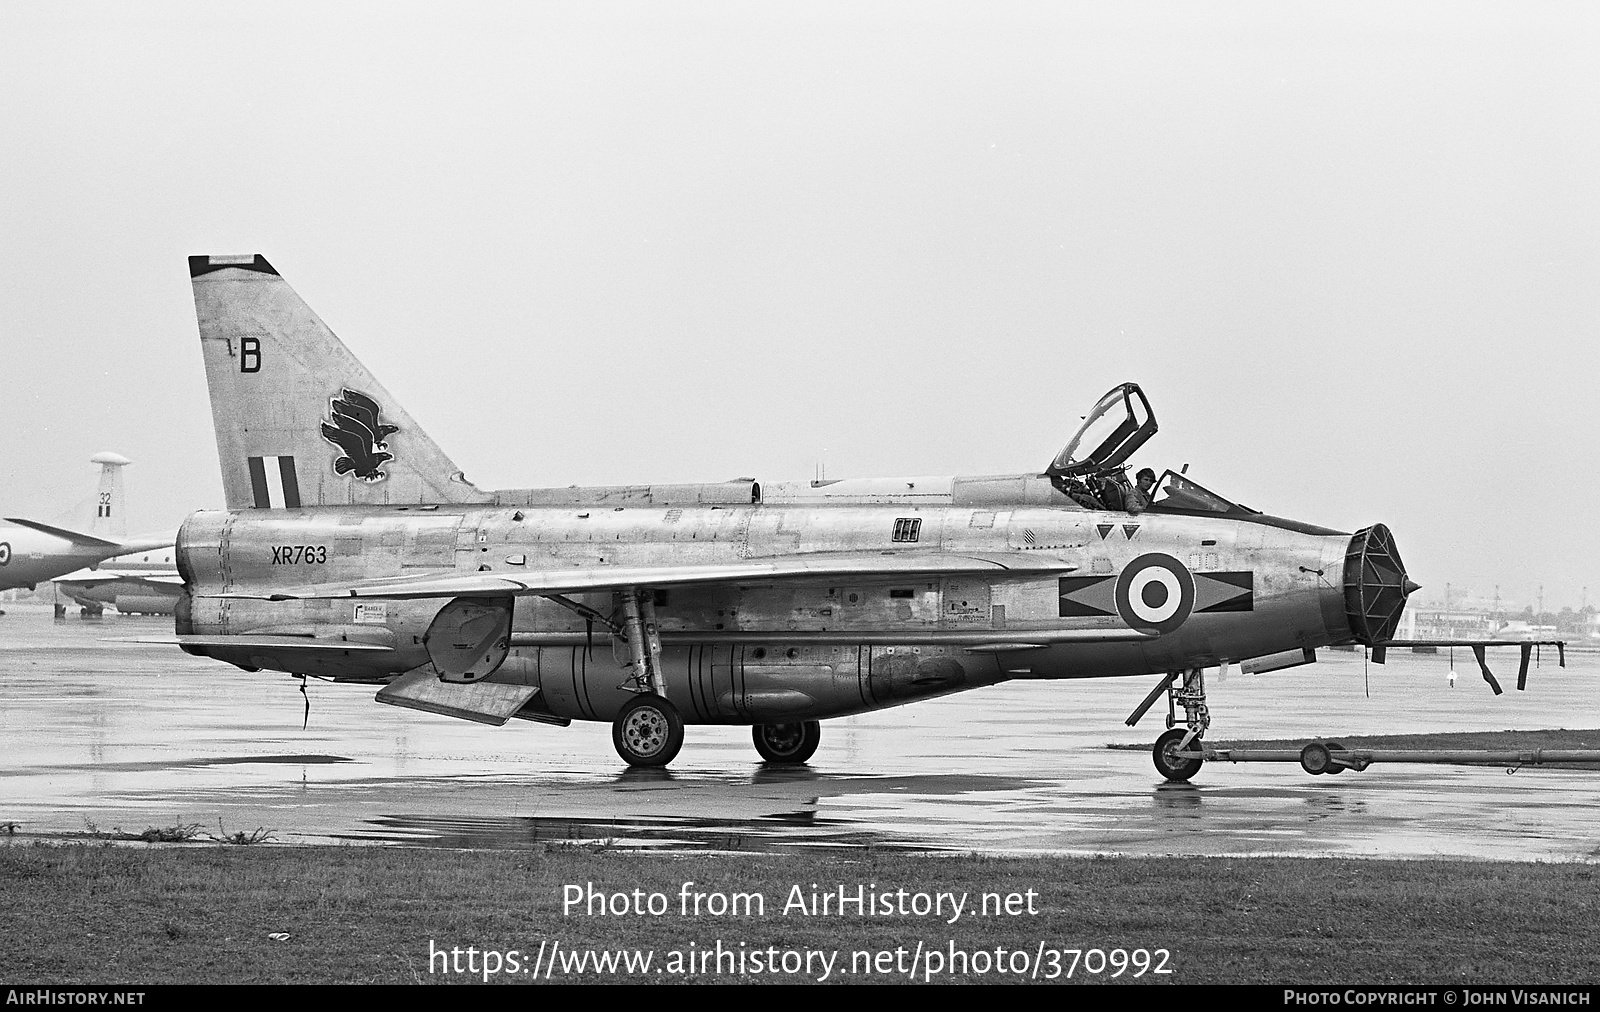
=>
[1342,523,1412,645]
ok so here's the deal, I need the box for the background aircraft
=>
[1,452,172,599]
[52,549,183,617]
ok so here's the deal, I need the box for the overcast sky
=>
[1,2,1595,611]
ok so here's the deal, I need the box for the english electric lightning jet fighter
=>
[179,253,1498,779]
[2,452,171,600]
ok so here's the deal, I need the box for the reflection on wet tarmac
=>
[1152,784,1202,810]
[2,604,1597,859]
[347,813,937,854]
[0,754,354,775]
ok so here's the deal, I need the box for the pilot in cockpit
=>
[1128,467,1157,513]
[1095,466,1156,514]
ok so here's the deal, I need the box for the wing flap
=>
[374,669,540,726]
[208,551,1078,601]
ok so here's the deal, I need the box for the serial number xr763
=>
[271,545,328,565]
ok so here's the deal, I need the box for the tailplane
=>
[189,255,491,510]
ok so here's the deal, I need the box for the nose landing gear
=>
[1128,667,1212,782]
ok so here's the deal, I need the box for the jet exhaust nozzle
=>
[1342,523,1415,645]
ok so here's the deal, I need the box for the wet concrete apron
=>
[2,604,1595,858]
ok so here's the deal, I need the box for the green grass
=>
[1,845,1596,984]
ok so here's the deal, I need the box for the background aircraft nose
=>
[1342,524,1417,645]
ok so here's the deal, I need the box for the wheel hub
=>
[623,708,668,756]
[761,724,804,754]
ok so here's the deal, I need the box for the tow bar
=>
[1199,742,1600,776]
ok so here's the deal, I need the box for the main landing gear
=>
[753,721,821,765]
[606,588,685,767]
[600,589,825,769]
[1127,667,1211,783]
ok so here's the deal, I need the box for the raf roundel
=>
[1114,553,1195,634]
[0,542,9,565]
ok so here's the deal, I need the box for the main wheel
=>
[612,695,684,767]
[1153,727,1203,782]
[752,721,821,764]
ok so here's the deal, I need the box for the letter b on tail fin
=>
[189,255,491,510]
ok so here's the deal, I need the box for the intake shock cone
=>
[1342,524,1418,645]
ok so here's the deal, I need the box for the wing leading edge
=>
[4,518,171,554]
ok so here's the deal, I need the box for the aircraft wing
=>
[3,518,172,554]
[210,551,1078,601]
[3,518,121,550]
[61,570,183,585]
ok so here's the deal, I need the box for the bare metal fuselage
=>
[177,493,1354,726]
[173,256,1431,770]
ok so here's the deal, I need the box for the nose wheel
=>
[1153,727,1203,782]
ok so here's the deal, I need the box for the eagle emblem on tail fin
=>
[322,387,396,482]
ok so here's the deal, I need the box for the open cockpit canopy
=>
[1147,471,1256,515]
[1045,383,1157,479]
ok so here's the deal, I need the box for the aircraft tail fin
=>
[188,255,492,510]
[88,452,130,539]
